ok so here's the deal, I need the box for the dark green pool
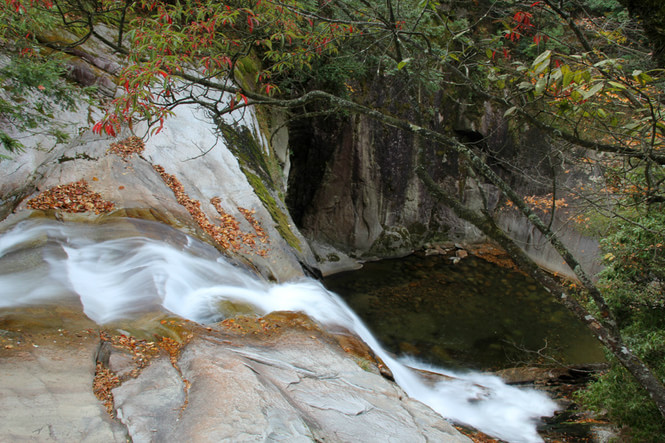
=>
[324,252,606,370]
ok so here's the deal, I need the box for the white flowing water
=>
[0,218,558,442]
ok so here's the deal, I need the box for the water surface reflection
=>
[325,252,606,370]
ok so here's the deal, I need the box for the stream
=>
[0,217,559,442]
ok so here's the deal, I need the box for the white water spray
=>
[0,218,558,442]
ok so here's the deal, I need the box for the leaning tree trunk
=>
[415,149,665,421]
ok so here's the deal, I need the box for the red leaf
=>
[105,124,116,137]
[152,117,165,135]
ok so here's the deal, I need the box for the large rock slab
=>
[1,29,318,281]
[1,112,317,281]
[0,310,127,442]
[0,307,470,442]
[112,314,470,442]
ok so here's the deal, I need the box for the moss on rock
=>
[218,116,300,252]
[244,170,300,252]
[220,124,279,185]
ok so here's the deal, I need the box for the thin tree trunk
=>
[416,156,665,420]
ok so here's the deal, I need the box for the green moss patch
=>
[244,171,300,252]
[220,124,278,186]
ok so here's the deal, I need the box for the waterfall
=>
[0,218,558,442]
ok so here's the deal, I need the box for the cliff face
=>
[286,79,467,267]
[285,81,601,277]
[289,113,453,256]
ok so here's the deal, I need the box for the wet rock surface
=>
[0,309,470,442]
[0,308,128,442]
[111,313,469,442]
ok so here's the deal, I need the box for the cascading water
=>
[0,218,558,442]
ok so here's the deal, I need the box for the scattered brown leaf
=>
[153,164,267,256]
[108,136,145,159]
[468,243,522,272]
[26,179,115,214]
[239,207,268,243]
[100,331,160,378]
[159,336,183,366]
[93,362,120,415]
[454,426,501,443]
[97,329,193,417]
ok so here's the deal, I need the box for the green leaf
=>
[397,58,412,70]
[562,66,574,89]
[533,61,549,75]
[582,82,603,99]
[531,50,552,69]
[570,89,583,102]
[634,71,653,85]
[608,81,627,90]
[550,68,562,82]
[582,71,592,83]
[504,106,518,117]
[656,121,665,134]
[518,81,534,91]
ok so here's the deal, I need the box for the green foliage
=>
[600,211,665,287]
[0,131,24,153]
[580,361,665,440]
[0,54,93,152]
[578,204,665,438]
[0,0,100,151]
[1,56,79,110]
[0,0,61,47]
